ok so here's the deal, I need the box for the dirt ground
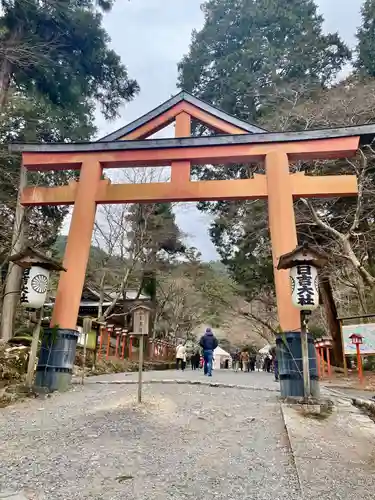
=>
[324,369,375,391]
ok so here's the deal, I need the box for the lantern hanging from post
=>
[278,243,328,311]
[277,243,328,399]
[21,266,50,309]
[8,245,66,310]
[8,245,67,391]
[290,263,319,311]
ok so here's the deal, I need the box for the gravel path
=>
[0,372,300,500]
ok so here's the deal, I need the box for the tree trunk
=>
[103,268,131,320]
[0,23,23,110]
[0,54,12,110]
[0,166,27,341]
[320,276,343,366]
[342,237,375,288]
[97,270,106,321]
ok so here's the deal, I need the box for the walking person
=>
[232,350,240,372]
[199,327,218,377]
[270,347,279,381]
[191,348,200,370]
[265,355,272,373]
[175,342,186,371]
[256,353,262,372]
[240,350,249,372]
[249,354,256,372]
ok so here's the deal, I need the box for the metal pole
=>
[138,335,144,403]
[300,311,311,399]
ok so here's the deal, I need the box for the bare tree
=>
[91,166,181,322]
[299,146,375,289]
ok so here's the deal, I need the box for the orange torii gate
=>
[11,91,373,335]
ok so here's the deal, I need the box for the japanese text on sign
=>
[290,264,319,311]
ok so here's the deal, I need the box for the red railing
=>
[97,325,176,363]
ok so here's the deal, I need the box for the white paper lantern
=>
[20,265,50,309]
[290,263,319,311]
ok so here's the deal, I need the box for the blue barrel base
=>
[276,331,320,399]
[35,328,78,392]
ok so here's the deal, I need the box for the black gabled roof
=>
[11,123,375,153]
[98,90,267,141]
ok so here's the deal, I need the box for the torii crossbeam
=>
[10,91,375,334]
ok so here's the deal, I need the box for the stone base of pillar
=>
[276,331,320,398]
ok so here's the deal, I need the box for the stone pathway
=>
[0,370,375,499]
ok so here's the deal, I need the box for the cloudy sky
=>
[89,0,363,261]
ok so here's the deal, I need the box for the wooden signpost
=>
[131,305,151,403]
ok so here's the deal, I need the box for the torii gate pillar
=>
[266,151,300,331]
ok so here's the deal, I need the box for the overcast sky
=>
[89,0,363,261]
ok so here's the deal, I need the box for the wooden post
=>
[25,309,42,388]
[106,326,112,360]
[121,330,127,359]
[98,326,104,360]
[115,328,121,358]
[326,346,332,378]
[316,346,321,379]
[339,320,348,377]
[320,347,325,377]
[1,165,27,341]
[356,343,364,384]
[138,335,144,404]
[129,335,133,361]
[81,317,92,385]
[300,311,311,398]
[92,326,100,371]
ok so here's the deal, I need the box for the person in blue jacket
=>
[199,327,218,377]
